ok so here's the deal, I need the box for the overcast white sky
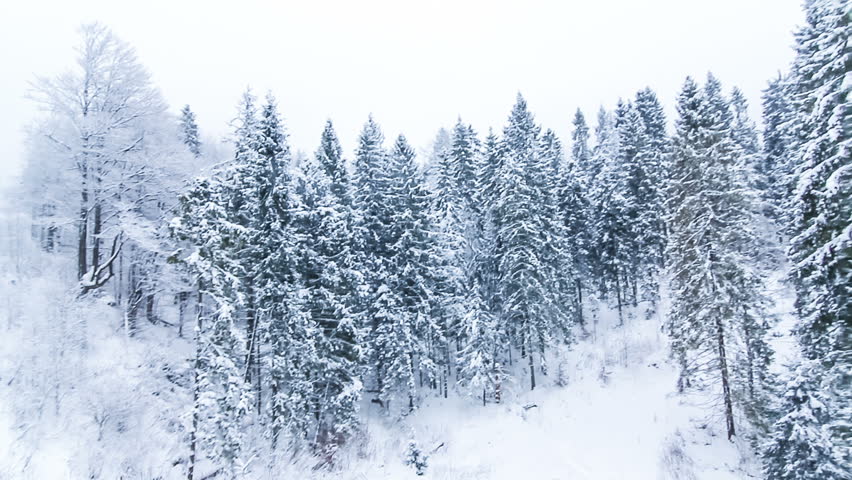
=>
[0,0,803,189]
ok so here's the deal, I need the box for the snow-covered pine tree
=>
[666,74,773,440]
[494,94,564,389]
[539,128,577,338]
[761,363,848,480]
[633,87,669,265]
[384,134,438,411]
[781,0,851,466]
[246,94,317,448]
[730,87,768,212]
[448,119,481,214]
[180,104,202,157]
[352,117,405,410]
[316,120,352,207]
[760,73,798,224]
[570,109,594,190]
[173,177,253,478]
[590,106,632,324]
[293,129,363,454]
[456,274,504,405]
[474,129,508,380]
[617,104,659,312]
[564,111,595,330]
[429,119,484,397]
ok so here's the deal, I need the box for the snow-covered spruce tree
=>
[633,87,669,265]
[563,111,595,330]
[730,88,761,173]
[761,73,799,224]
[456,273,505,405]
[730,87,771,221]
[292,126,363,454]
[617,103,660,313]
[429,119,485,397]
[249,93,320,448]
[761,363,848,480]
[383,134,439,411]
[788,0,851,389]
[352,117,407,410]
[473,128,509,391]
[180,104,202,157]
[774,0,851,468]
[590,107,633,324]
[570,109,594,190]
[494,94,567,390]
[173,177,253,478]
[539,129,578,338]
[666,74,773,440]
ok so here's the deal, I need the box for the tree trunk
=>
[528,331,536,391]
[145,293,156,324]
[631,276,638,308]
[615,270,624,326]
[243,281,261,415]
[178,291,189,338]
[127,261,141,336]
[91,202,102,274]
[575,278,584,328]
[188,283,204,480]
[715,316,735,440]
[494,364,502,404]
[78,166,88,280]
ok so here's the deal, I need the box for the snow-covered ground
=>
[329,307,762,480]
[0,216,794,479]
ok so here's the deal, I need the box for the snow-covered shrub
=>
[404,433,428,476]
[658,431,697,480]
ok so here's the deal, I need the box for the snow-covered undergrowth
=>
[0,217,787,479]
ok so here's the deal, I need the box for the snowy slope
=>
[0,214,793,479]
[322,305,762,480]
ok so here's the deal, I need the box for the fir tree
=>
[179,104,202,157]
[456,276,503,405]
[494,94,565,389]
[564,111,595,329]
[385,134,439,411]
[762,363,848,480]
[570,108,593,187]
[590,106,632,323]
[761,73,798,222]
[666,75,773,440]
[295,154,363,454]
[781,0,851,465]
[633,87,669,264]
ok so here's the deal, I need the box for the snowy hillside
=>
[0,216,797,479]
